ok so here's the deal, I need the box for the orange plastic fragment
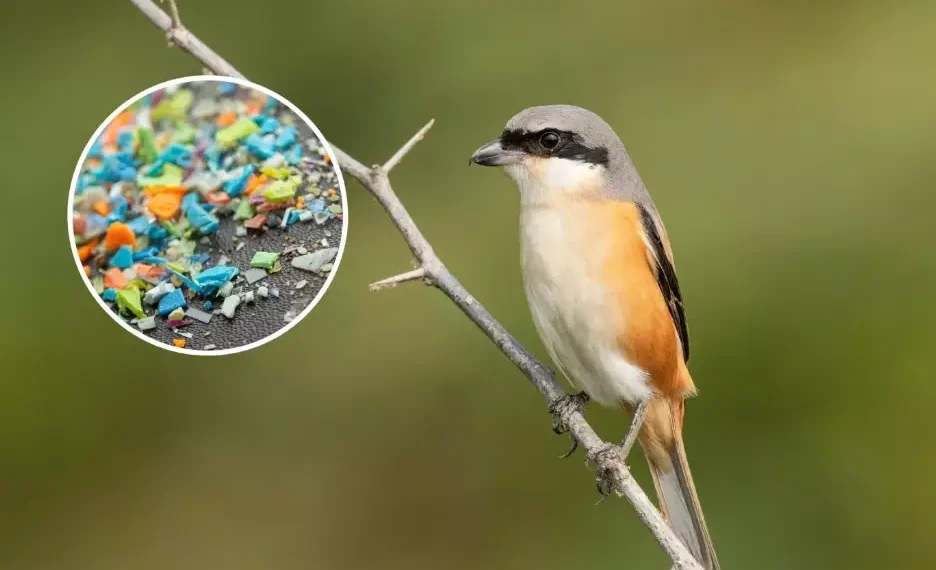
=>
[103,267,128,289]
[76,238,99,263]
[216,111,237,127]
[104,111,134,146]
[296,197,304,209]
[205,192,231,206]
[103,222,136,250]
[172,338,186,348]
[246,101,263,116]
[83,265,91,277]
[147,192,183,220]
[73,215,87,236]
[92,200,111,216]
[135,264,165,279]
[244,174,268,195]
[142,185,187,197]
[323,154,332,164]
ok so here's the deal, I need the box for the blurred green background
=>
[2,0,935,568]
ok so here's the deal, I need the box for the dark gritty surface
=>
[115,214,341,351]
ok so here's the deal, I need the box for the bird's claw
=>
[588,444,622,504]
[549,391,590,457]
[549,391,589,434]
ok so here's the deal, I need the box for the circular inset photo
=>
[68,76,347,355]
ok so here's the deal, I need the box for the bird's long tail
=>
[637,398,720,570]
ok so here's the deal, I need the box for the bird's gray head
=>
[471,105,641,199]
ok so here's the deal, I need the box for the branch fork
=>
[128,2,706,568]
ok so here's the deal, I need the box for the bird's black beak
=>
[470,139,523,166]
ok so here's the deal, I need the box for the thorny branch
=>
[128,1,705,568]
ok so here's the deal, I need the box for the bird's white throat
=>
[506,157,606,204]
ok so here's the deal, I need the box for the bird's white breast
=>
[514,166,652,406]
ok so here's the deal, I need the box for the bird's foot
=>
[548,391,590,458]
[588,444,622,504]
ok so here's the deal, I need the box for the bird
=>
[470,105,719,569]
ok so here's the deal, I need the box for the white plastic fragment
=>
[203,344,217,350]
[137,316,157,331]
[167,307,185,321]
[244,291,255,303]
[291,248,338,273]
[218,281,235,298]
[295,280,307,289]
[235,226,247,237]
[185,307,213,324]
[297,246,308,255]
[257,285,269,298]
[143,282,175,305]
[221,294,241,318]
[244,268,267,284]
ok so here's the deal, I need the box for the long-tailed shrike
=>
[471,105,719,570]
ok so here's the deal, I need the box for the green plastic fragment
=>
[260,166,290,180]
[162,219,181,237]
[262,179,299,202]
[270,260,282,273]
[234,199,255,221]
[116,287,145,319]
[137,163,184,187]
[151,89,194,123]
[92,276,105,294]
[173,123,197,144]
[216,118,260,149]
[136,126,158,164]
[167,262,187,274]
[250,251,280,269]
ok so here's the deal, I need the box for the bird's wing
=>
[637,205,690,362]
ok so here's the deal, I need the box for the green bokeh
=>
[2,0,935,568]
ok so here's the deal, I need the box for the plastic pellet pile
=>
[71,80,344,351]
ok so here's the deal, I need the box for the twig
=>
[127,1,704,568]
[382,119,435,173]
[369,268,430,291]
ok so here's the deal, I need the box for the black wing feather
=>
[637,205,690,362]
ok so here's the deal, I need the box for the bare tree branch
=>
[127,1,705,568]
[382,119,435,173]
[369,268,430,291]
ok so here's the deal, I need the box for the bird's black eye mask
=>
[500,128,609,167]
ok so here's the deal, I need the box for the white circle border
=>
[66,75,350,357]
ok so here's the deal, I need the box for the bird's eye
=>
[539,131,560,150]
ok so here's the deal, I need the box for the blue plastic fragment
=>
[88,139,103,159]
[204,146,222,171]
[106,195,128,224]
[76,172,95,194]
[126,215,152,235]
[219,82,236,95]
[186,201,220,234]
[222,164,255,196]
[157,289,188,316]
[109,245,134,269]
[132,246,159,262]
[102,288,118,302]
[244,133,275,159]
[189,253,211,265]
[203,300,213,310]
[286,209,301,225]
[93,154,137,183]
[274,126,297,150]
[285,144,302,166]
[117,130,135,154]
[263,95,277,114]
[169,269,202,294]
[193,265,239,296]
[148,225,168,240]
[158,143,193,168]
[260,117,279,135]
[307,198,326,214]
[181,192,201,213]
[144,256,167,265]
